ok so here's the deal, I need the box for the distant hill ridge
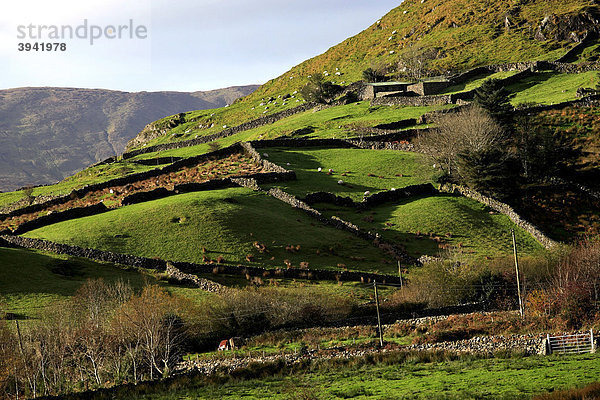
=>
[0,85,258,191]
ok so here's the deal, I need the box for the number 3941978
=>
[18,43,66,51]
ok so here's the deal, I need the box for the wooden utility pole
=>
[374,280,384,347]
[511,229,524,318]
[397,261,403,288]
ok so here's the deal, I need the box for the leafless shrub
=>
[396,45,441,80]
[415,106,504,178]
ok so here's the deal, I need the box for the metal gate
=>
[545,330,596,355]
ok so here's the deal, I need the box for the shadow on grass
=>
[262,147,397,199]
[0,247,149,317]
[506,71,555,98]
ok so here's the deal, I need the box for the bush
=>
[300,74,341,104]
[191,286,354,348]
[362,67,387,82]
[22,186,35,205]
[549,239,600,327]
[401,258,510,309]
[416,106,505,179]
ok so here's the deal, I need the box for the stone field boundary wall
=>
[440,184,558,249]
[304,184,438,210]
[121,102,322,159]
[0,143,245,221]
[130,156,183,166]
[0,235,403,285]
[246,141,558,251]
[265,187,417,265]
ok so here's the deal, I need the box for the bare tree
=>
[397,45,440,80]
[415,106,505,178]
[0,319,17,399]
[113,285,188,380]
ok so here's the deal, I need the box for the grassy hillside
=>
[509,71,600,105]
[262,148,439,200]
[260,148,542,257]
[0,247,154,318]
[127,0,597,151]
[139,102,451,148]
[249,0,593,100]
[23,187,399,274]
[320,195,544,258]
[8,147,548,264]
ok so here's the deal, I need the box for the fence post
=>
[511,229,524,319]
[591,329,596,353]
[546,334,551,355]
[374,280,384,347]
[398,261,403,288]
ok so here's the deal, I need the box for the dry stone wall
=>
[0,235,403,284]
[406,334,546,355]
[120,171,296,207]
[122,102,320,159]
[0,143,244,221]
[349,140,415,151]
[440,184,558,249]
[265,187,416,265]
[11,203,109,235]
[130,156,183,166]
[549,176,600,201]
[556,32,596,63]
[371,94,454,107]
[0,235,167,270]
[304,184,437,210]
[165,263,226,293]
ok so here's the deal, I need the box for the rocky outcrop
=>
[535,10,600,43]
[127,113,187,150]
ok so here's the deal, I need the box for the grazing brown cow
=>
[218,339,229,351]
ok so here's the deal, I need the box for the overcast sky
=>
[0,0,402,92]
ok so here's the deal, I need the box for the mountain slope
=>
[0,85,258,191]
[126,0,598,150]
[252,0,598,98]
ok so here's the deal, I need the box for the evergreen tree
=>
[516,125,579,181]
[457,147,518,199]
[473,78,514,128]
